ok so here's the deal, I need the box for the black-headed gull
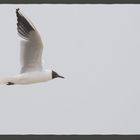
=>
[0,8,64,85]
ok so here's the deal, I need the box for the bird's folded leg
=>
[6,82,15,85]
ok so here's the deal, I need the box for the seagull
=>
[0,8,64,85]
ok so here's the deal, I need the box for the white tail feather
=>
[0,77,13,85]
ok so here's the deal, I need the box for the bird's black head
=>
[52,70,64,79]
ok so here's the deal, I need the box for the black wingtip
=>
[16,8,36,39]
[16,8,20,14]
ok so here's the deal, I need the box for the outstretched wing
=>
[16,8,43,73]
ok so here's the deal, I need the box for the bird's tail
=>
[0,77,13,85]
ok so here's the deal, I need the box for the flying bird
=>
[0,8,64,85]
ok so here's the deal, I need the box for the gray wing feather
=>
[16,8,43,73]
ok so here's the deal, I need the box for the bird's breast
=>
[13,71,52,84]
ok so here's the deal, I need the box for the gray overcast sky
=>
[0,4,140,134]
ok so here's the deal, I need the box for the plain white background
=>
[0,4,140,134]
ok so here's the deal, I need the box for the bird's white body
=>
[0,70,52,85]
